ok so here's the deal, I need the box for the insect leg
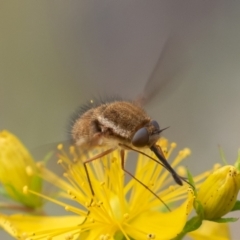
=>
[120,149,171,212]
[83,148,117,196]
[119,143,165,167]
[78,148,116,225]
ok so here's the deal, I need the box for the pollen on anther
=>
[26,166,33,176]
[57,159,63,164]
[69,146,75,154]
[183,148,191,156]
[21,232,29,239]
[68,190,77,199]
[57,144,63,150]
[162,147,168,154]
[65,206,70,211]
[179,150,184,156]
[63,173,69,178]
[177,166,187,176]
[100,234,110,240]
[124,213,129,219]
[171,142,177,148]
[23,186,28,194]
[213,163,221,170]
[36,161,44,169]
[105,234,111,240]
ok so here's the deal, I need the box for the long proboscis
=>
[150,144,183,186]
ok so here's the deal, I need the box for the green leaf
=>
[186,169,196,194]
[230,200,240,211]
[172,216,202,240]
[234,149,240,172]
[194,200,205,219]
[183,216,203,232]
[218,146,228,165]
[114,231,127,240]
[43,151,54,164]
[30,175,42,192]
[213,217,239,223]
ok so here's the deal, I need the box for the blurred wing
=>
[136,36,190,106]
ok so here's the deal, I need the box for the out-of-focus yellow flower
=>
[188,221,231,240]
[197,165,240,220]
[0,138,194,240]
[0,130,42,208]
[0,214,85,240]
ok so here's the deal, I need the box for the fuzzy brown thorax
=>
[72,101,152,148]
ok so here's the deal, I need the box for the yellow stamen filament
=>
[0,138,198,240]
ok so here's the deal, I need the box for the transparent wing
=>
[136,36,190,106]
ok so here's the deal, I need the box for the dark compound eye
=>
[131,127,149,147]
[150,120,159,130]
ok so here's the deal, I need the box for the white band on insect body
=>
[98,116,131,139]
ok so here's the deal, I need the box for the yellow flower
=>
[188,221,231,240]
[0,138,194,240]
[0,130,42,208]
[0,214,85,240]
[197,165,240,220]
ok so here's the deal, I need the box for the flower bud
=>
[0,130,42,208]
[197,165,240,220]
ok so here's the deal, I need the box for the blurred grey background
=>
[1,1,240,239]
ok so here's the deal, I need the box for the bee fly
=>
[71,38,189,210]
[71,99,186,210]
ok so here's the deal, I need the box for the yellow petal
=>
[188,220,231,240]
[0,214,86,240]
[125,189,194,240]
[0,130,42,208]
[0,138,197,240]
